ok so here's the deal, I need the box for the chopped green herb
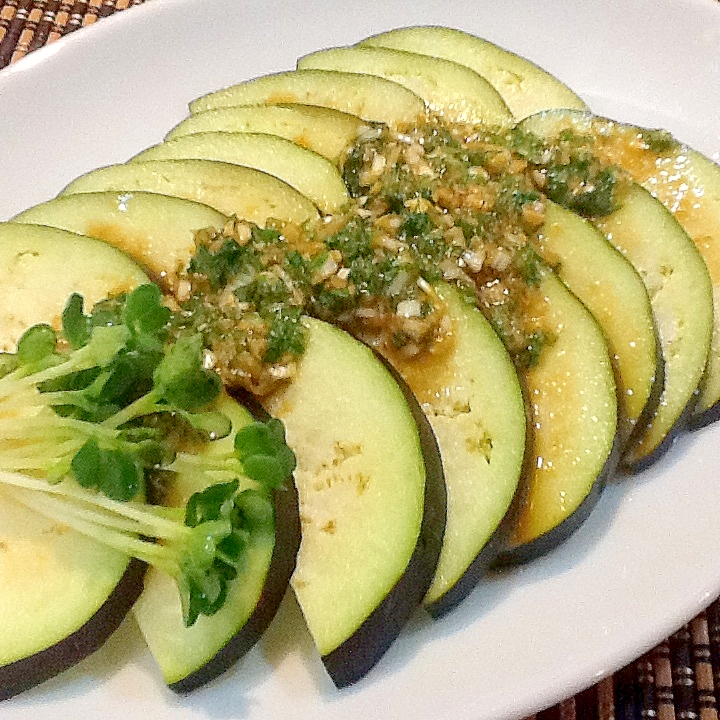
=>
[264,307,306,363]
[639,128,679,154]
[545,158,618,217]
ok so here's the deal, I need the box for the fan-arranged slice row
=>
[297,44,512,126]
[235,48,620,568]
[358,25,588,121]
[521,112,714,471]
[34,110,531,611]
[130,132,349,215]
[189,69,427,127]
[166,103,369,164]
[522,109,720,427]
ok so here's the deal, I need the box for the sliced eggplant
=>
[593,187,712,469]
[385,284,525,616]
[189,69,426,126]
[497,266,618,564]
[297,45,512,126]
[11,191,227,285]
[132,393,300,693]
[264,318,446,687]
[33,191,444,684]
[529,111,720,426]
[166,103,369,163]
[535,201,660,452]
[0,223,148,352]
[130,132,349,214]
[359,25,588,120]
[520,112,714,470]
[0,223,149,698]
[59,159,319,227]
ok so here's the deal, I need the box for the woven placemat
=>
[2,2,720,718]
[0,0,145,68]
[524,600,720,720]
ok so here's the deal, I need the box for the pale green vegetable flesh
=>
[0,223,148,673]
[297,45,512,126]
[504,269,617,556]
[132,396,275,687]
[405,285,525,611]
[0,223,148,352]
[264,319,429,656]
[536,202,659,451]
[593,185,713,467]
[166,103,368,163]
[360,26,587,120]
[131,132,349,214]
[189,69,426,126]
[12,191,227,282]
[60,159,318,227]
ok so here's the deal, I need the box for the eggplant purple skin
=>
[425,460,527,619]
[0,558,146,702]
[492,434,621,567]
[322,358,447,689]
[689,399,720,431]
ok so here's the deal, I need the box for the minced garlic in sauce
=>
[172,117,626,396]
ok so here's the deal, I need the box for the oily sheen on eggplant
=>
[0,223,150,699]
[521,109,720,428]
[289,43,618,561]
[496,266,619,564]
[385,284,526,616]
[534,201,660,453]
[520,112,714,471]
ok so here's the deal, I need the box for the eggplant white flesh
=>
[0,223,150,699]
[264,318,446,687]
[496,267,618,564]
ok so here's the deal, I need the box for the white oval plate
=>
[1,1,720,718]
